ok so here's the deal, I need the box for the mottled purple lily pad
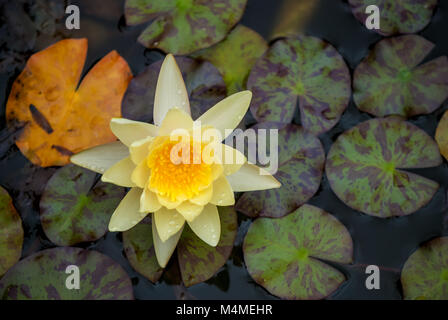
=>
[243,204,353,300]
[401,237,448,300]
[192,25,267,94]
[348,0,438,36]
[123,216,164,283]
[124,0,247,55]
[0,247,134,299]
[122,56,226,123]
[177,206,237,287]
[248,36,351,135]
[40,164,124,246]
[0,186,23,277]
[353,35,448,117]
[326,117,442,218]
[236,123,325,218]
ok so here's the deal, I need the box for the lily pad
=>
[326,117,442,218]
[40,164,124,246]
[123,216,164,283]
[0,247,134,300]
[122,56,226,122]
[124,0,247,55]
[353,35,448,117]
[177,206,237,287]
[401,237,448,300]
[436,110,448,161]
[247,36,351,135]
[0,186,23,277]
[6,38,132,167]
[236,123,325,218]
[192,25,267,94]
[348,0,438,36]
[243,204,353,300]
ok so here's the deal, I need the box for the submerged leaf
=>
[123,216,164,283]
[402,237,448,300]
[236,123,324,218]
[124,0,247,54]
[0,247,133,300]
[353,35,448,117]
[326,118,442,218]
[177,207,237,287]
[40,164,124,246]
[243,204,353,300]
[348,0,438,36]
[192,25,267,94]
[248,36,351,135]
[122,56,226,122]
[6,38,132,167]
[0,186,23,277]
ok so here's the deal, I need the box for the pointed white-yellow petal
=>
[197,91,252,139]
[221,144,246,175]
[140,188,161,213]
[71,141,129,174]
[154,54,190,125]
[131,161,150,188]
[158,108,193,136]
[129,136,153,164]
[176,202,204,222]
[101,157,136,187]
[156,193,183,209]
[226,163,281,192]
[110,118,158,146]
[188,204,221,247]
[190,184,213,206]
[154,207,185,242]
[152,219,183,268]
[210,176,235,206]
[109,188,147,232]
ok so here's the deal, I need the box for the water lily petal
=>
[156,193,184,209]
[158,108,194,137]
[152,220,183,268]
[211,164,224,181]
[187,204,221,247]
[110,118,158,146]
[109,188,147,232]
[197,91,252,139]
[154,207,185,242]
[227,162,281,192]
[140,188,161,213]
[210,176,235,206]
[101,157,136,187]
[71,141,129,174]
[131,161,151,188]
[221,143,246,175]
[176,202,204,222]
[153,54,190,125]
[190,185,213,206]
[129,136,153,164]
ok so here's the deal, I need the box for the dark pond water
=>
[1,0,448,300]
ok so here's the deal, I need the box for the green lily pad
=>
[326,117,442,218]
[401,237,448,300]
[122,56,226,122]
[177,206,237,287]
[353,35,448,117]
[247,36,351,135]
[348,0,438,36]
[243,204,353,300]
[40,164,124,246]
[123,216,164,283]
[192,25,268,94]
[124,0,247,55]
[435,110,448,161]
[236,123,325,218]
[0,247,133,300]
[0,186,23,277]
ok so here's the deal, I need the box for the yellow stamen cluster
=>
[147,137,212,201]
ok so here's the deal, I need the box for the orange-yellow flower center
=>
[147,137,213,201]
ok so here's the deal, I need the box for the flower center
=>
[147,137,213,201]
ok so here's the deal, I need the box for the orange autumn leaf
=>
[6,38,132,167]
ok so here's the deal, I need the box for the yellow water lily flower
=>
[71,54,280,267]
